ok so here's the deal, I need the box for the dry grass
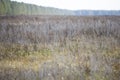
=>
[0,16,120,80]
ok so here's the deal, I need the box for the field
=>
[0,15,120,80]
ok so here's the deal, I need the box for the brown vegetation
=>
[0,15,120,80]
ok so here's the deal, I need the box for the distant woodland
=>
[0,0,75,15]
[0,0,120,15]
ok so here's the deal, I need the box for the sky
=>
[11,0,120,10]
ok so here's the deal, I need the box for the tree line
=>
[0,0,75,15]
[0,0,120,16]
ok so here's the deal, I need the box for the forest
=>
[0,0,120,15]
[0,0,75,15]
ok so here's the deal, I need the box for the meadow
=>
[0,15,120,80]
